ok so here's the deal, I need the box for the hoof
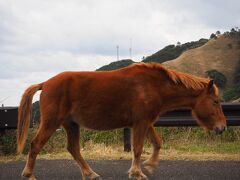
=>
[91,175,101,180]
[21,168,36,180]
[86,172,101,180]
[143,164,154,174]
[21,174,37,180]
[128,170,148,180]
[143,160,157,174]
[28,176,37,180]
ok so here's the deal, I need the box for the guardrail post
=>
[0,129,6,136]
[123,128,131,152]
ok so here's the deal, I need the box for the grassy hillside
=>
[143,38,208,63]
[96,59,135,71]
[163,34,240,90]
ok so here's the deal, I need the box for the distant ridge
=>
[96,59,135,71]
[143,38,208,63]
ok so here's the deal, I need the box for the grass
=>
[0,125,240,162]
[1,142,239,163]
[163,140,240,154]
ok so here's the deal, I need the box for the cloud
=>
[0,0,239,105]
[0,51,120,105]
[0,0,158,56]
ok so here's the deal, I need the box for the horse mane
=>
[133,63,210,90]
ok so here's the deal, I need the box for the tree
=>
[230,28,237,36]
[176,41,181,46]
[234,60,240,84]
[231,28,237,33]
[210,33,217,39]
[223,31,230,37]
[206,70,227,89]
[223,59,240,102]
[32,101,40,123]
[216,31,221,36]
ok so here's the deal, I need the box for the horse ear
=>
[207,80,214,93]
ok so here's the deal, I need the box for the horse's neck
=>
[160,84,201,112]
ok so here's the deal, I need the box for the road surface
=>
[0,160,240,179]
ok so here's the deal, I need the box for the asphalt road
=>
[0,160,240,180]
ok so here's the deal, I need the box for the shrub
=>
[206,69,227,89]
[210,33,217,39]
[228,43,233,49]
[223,59,240,101]
[0,130,17,154]
[222,88,239,102]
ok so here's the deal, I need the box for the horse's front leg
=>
[128,123,149,180]
[143,125,161,174]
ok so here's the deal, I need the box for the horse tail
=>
[17,83,44,154]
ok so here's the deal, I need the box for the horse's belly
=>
[72,115,131,130]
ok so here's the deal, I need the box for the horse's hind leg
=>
[143,125,161,174]
[21,118,60,179]
[63,121,100,180]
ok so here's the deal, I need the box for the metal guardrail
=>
[123,103,240,151]
[0,107,34,130]
[1,104,240,151]
[0,107,18,129]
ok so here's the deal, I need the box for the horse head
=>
[192,80,226,134]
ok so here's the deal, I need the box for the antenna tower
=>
[116,45,119,61]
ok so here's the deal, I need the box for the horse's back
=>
[39,67,163,130]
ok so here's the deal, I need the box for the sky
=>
[0,0,239,106]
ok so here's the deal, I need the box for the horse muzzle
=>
[214,126,225,135]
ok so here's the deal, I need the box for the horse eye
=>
[213,100,219,104]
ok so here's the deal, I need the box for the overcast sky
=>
[0,0,239,106]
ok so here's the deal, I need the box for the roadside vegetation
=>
[1,123,239,161]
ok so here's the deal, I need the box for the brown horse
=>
[17,63,226,180]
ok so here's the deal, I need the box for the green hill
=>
[142,38,208,63]
[96,59,135,71]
